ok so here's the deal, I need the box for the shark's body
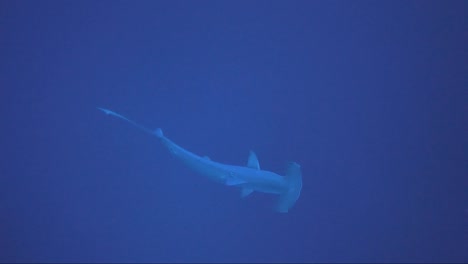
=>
[99,107,302,212]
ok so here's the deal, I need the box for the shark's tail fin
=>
[97,107,163,138]
[276,162,302,213]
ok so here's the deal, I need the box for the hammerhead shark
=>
[98,107,302,212]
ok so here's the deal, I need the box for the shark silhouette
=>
[98,107,302,212]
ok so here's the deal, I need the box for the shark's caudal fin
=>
[97,107,163,138]
[276,162,303,213]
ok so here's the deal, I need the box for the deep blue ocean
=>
[1,1,467,262]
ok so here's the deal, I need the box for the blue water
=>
[1,0,467,262]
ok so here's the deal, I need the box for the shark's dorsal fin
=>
[247,151,260,170]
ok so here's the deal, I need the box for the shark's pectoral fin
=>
[225,177,246,186]
[247,150,260,170]
[240,188,254,198]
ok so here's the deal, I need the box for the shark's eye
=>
[168,146,177,154]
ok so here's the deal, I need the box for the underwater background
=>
[1,0,467,262]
